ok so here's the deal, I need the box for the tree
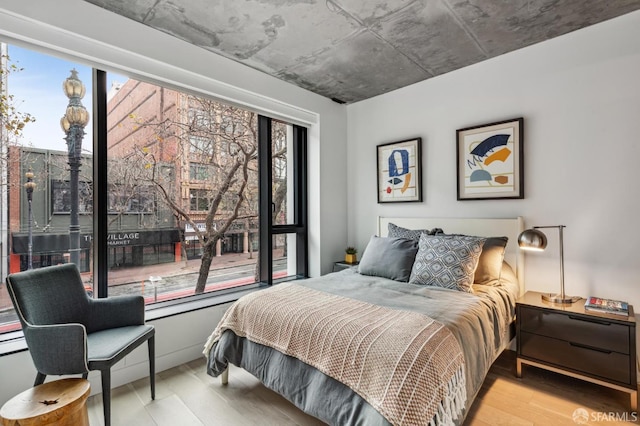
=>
[126,94,261,293]
[1,50,36,194]
[0,51,36,139]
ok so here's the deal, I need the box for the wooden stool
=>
[0,378,90,426]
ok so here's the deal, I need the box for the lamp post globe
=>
[61,69,89,267]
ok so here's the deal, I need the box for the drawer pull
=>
[569,341,612,354]
[568,315,611,326]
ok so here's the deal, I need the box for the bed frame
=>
[378,216,525,296]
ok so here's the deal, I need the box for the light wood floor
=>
[88,350,637,425]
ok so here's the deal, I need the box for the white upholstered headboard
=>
[378,217,524,295]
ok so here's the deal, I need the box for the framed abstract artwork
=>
[456,117,524,200]
[377,138,422,203]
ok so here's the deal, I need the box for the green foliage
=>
[345,246,357,254]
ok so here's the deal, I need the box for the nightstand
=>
[333,261,359,272]
[516,291,637,410]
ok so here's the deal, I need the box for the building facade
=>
[6,78,266,281]
[8,146,181,275]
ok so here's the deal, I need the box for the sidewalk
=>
[0,252,262,314]
[105,251,259,286]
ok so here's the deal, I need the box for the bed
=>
[204,217,524,425]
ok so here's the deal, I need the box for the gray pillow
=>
[409,234,486,292]
[387,223,443,241]
[435,231,508,285]
[358,236,419,282]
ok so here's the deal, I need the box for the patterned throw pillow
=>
[387,223,443,241]
[434,231,508,285]
[409,234,486,292]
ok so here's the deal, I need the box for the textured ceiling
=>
[84,0,640,104]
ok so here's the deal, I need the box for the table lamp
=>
[518,225,580,304]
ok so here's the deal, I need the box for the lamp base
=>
[541,293,582,305]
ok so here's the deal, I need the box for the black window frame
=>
[0,46,307,347]
[257,116,308,284]
[93,71,307,299]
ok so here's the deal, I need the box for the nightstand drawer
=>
[520,331,631,385]
[519,307,630,354]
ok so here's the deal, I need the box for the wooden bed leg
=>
[221,368,229,385]
[516,358,523,378]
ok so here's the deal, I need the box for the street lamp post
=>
[24,169,36,270]
[60,69,89,267]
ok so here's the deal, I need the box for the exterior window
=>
[0,42,307,337]
[188,108,211,128]
[189,163,209,181]
[189,189,210,211]
[52,180,93,214]
[108,184,154,213]
[189,135,211,155]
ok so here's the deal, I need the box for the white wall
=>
[0,0,348,405]
[347,11,640,308]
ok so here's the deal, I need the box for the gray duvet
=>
[206,264,519,425]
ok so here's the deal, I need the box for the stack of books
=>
[584,296,629,316]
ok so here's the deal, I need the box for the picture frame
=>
[456,117,524,200]
[377,137,422,203]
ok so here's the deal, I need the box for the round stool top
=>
[0,378,90,424]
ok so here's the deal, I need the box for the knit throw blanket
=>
[204,283,466,426]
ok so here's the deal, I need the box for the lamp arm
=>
[532,225,566,230]
[531,225,567,299]
[558,225,565,300]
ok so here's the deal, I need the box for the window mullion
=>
[258,115,273,285]
[93,68,108,298]
[293,125,308,278]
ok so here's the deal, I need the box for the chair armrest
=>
[86,295,145,332]
[23,323,88,375]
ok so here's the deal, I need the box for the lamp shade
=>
[62,69,86,99]
[63,105,90,127]
[517,228,547,251]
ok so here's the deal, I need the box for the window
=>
[188,108,211,129]
[108,184,155,213]
[101,75,305,306]
[189,189,210,211]
[189,163,209,181]
[0,41,307,337]
[52,180,93,213]
[0,44,94,334]
[189,135,212,155]
[258,117,307,283]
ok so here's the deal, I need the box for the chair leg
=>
[148,335,155,400]
[34,372,46,386]
[101,369,111,426]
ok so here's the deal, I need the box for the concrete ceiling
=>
[84,0,640,104]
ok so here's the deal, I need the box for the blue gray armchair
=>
[5,263,155,426]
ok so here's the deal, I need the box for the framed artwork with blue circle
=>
[377,137,422,203]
